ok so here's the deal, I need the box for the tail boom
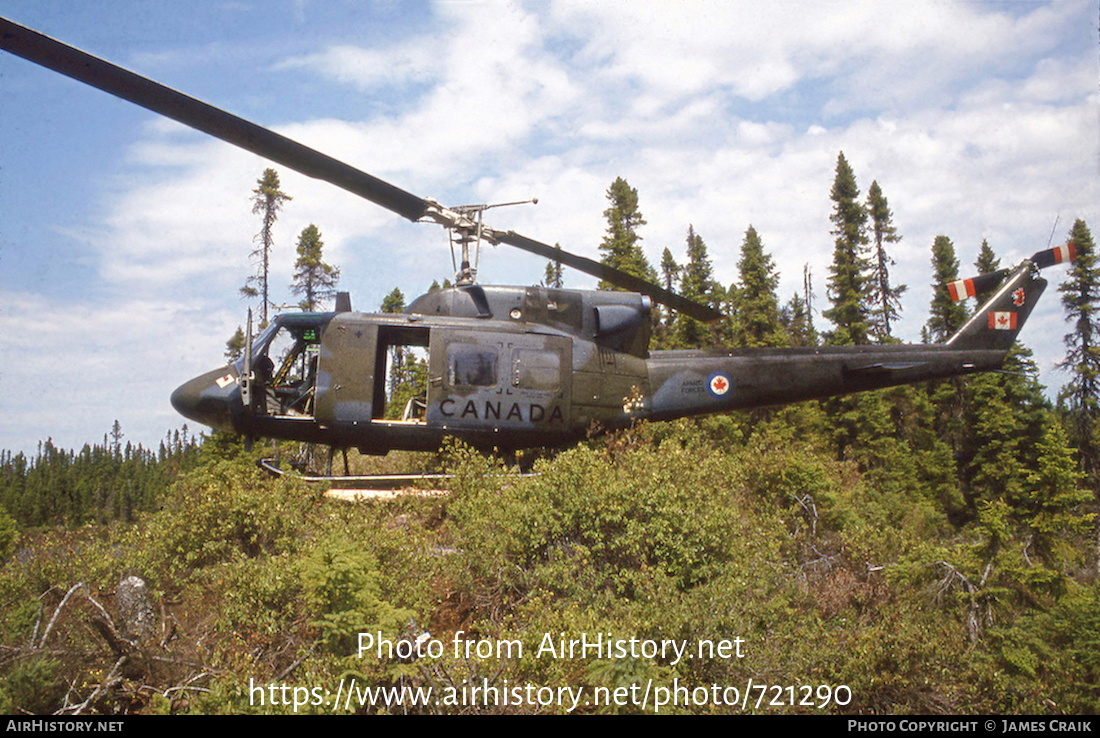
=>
[645,344,1004,419]
[644,259,1048,420]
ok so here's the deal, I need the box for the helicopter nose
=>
[171,367,241,432]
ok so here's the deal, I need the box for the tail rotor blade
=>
[1031,242,1076,269]
[946,269,1010,302]
[947,241,1077,303]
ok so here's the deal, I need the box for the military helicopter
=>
[0,17,1075,460]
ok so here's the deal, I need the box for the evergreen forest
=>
[1,156,1098,715]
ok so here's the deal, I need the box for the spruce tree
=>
[951,290,1049,518]
[598,177,655,289]
[820,155,879,461]
[659,247,680,329]
[543,244,565,289]
[926,235,968,342]
[1057,219,1100,480]
[380,288,406,314]
[290,224,340,311]
[866,181,906,341]
[109,421,123,460]
[731,225,785,348]
[660,247,680,294]
[958,414,1089,610]
[224,327,245,362]
[1022,419,1093,589]
[823,152,869,345]
[820,166,896,459]
[973,239,1003,304]
[780,293,816,347]
[964,372,1027,508]
[920,235,973,487]
[379,288,410,411]
[675,226,717,347]
[241,168,292,326]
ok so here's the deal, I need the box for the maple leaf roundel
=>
[707,371,732,398]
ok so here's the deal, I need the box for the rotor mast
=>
[422,199,538,285]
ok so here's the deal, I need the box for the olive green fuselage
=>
[172,274,1039,455]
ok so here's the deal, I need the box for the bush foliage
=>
[0,408,1096,714]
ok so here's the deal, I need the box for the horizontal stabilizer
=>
[847,361,930,375]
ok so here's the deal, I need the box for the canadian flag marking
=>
[987,311,1017,330]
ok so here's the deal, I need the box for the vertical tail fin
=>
[945,263,1046,351]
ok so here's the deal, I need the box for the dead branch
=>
[39,582,83,649]
[60,655,129,716]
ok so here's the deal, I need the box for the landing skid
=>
[258,457,451,488]
[256,457,536,494]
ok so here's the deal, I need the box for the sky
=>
[0,0,1097,456]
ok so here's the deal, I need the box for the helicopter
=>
[0,17,1076,459]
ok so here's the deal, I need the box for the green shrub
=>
[3,658,64,714]
[137,456,315,576]
[451,439,751,600]
[300,535,413,655]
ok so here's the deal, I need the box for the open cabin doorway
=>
[373,324,431,423]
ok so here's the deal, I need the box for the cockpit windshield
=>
[236,315,332,369]
[247,322,280,362]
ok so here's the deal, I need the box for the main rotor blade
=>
[3,16,727,321]
[0,17,430,222]
[493,230,723,323]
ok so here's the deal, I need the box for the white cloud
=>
[279,43,438,90]
[0,290,231,453]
